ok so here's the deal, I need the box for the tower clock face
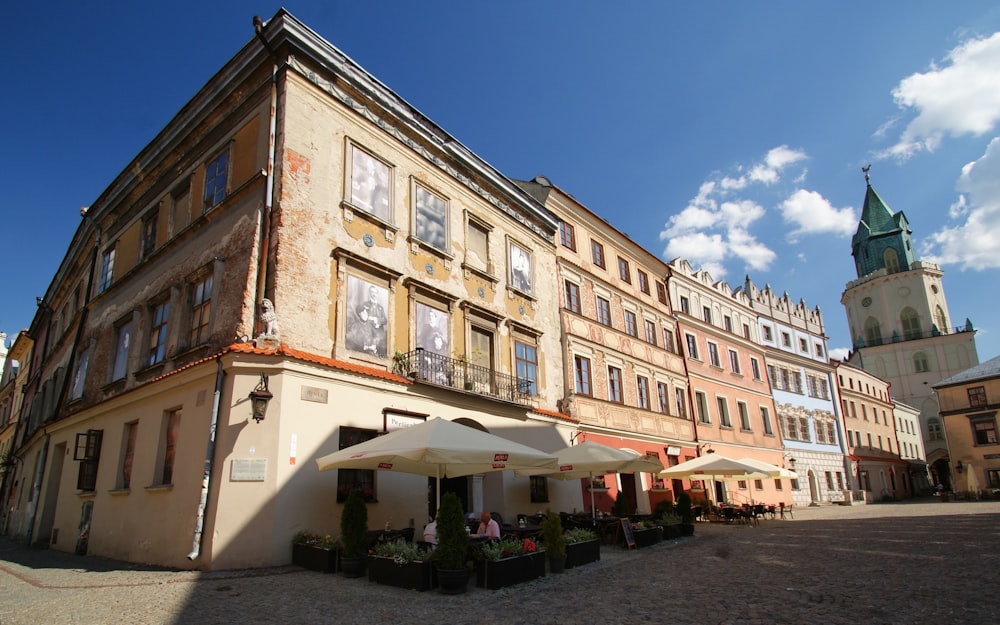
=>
[862,297,872,307]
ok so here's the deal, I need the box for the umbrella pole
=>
[590,472,596,521]
[436,465,441,511]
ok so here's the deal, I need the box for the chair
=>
[784,503,793,519]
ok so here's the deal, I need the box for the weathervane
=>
[862,164,871,183]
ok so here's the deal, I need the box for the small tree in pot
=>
[676,492,695,536]
[540,510,566,574]
[339,489,369,577]
[433,492,469,594]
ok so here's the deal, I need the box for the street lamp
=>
[248,374,273,423]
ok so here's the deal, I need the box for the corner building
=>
[4,10,575,570]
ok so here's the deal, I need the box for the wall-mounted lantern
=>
[248,374,273,423]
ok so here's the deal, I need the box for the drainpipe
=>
[253,15,279,321]
[188,358,225,561]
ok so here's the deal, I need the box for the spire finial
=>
[862,164,871,183]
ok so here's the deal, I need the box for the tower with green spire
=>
[851,173,916,278]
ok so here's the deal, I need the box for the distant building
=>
[841,173,979,489]
[932,353,1000,496]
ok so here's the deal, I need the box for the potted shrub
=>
[368,538,435,591]
[539,510,566,574]
[475,537,546,590]
[291,530,340,573]
[564,527,600,569]
[677,492,696,536]
[612,491,628,517]
[658,512,683,540]
[433,492,470,594]
[630,519,662,548]
[339,489,369,578]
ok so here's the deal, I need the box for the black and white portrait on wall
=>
[416,303,448,356]
[414,184,447,251]
[509,241,532,293]
[346,276,388,357]
[350,145,390,222]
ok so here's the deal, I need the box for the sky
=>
[3,1,1000,364]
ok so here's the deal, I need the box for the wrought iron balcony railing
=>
[392,348,533,406]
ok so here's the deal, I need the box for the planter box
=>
[631,527,662,549]
[662,524,683,540]
[292,544,339,573]
[367,556,436,591]
[565,539,601,569]
[475,551,546,590]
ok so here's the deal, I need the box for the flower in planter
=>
[564,528,598,543]
[522,538,537,553]
[292,530,339,549]
[372,538,429,565]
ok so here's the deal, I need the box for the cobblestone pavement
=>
[2,499,998,625]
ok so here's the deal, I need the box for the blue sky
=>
[3,1,1000,363]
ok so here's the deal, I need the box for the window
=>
[762,325,773,341]
[637,269,649,294]
[864,317,883,346]
[413,182,448,251]
[815,343,824,358]
[564,281,581,313]
[662,329,674,353]
[800,417,811,442]
[141,212,158,260]
[644,319,657,344]
[702,306,712,323]
[901,307,921,340]
[799,338,808,353]
[591,240,605,268]
[618,258,631,283]
[170,183,191,236]
[637,376,650,410]
[737,402,751,431]
[914,352,930,373]
[203,147,230,210]
[679,296,689,314]
[574,356,592,396]
[466,219,491,273]
[927,417,944,441]
[971,415,998,445]
[509,241,533,293]
[708,342,720,367]
[657,382,669,414]
[656,281,667,304]
[760,406,774,435]
[717,397,731,428]
[189,274,213,346]
[99,247,116,294]
[724,316,732,333]
[743,324,751,340]
[120,421,138,490]
[70,346,92,400]
[148,300,169,366]
[675,388,687,418]
[515,340,538,396]
[558,220,576,250]
[158,410,181,486]
[607,366,623,403]
[685,334,699,359]
[596,297,612,326]
[781,332,791,347]
[111,319,133,381]
[74,429,103,491]
[695,391,710,424]
[348,144,391,221]
[969,386,987,408]
[728,349,740,374]
[624,311,638,337]
[750,357,761,381]
[337,426,378,501]
[530,475,549,503]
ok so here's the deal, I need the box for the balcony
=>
[393,348,533,406]
[857,321,975,349]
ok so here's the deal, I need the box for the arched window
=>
[883,248,900,273]
[913,352,929,373]
[901,307,921,340]
[935,305,947,332]
[864,317,882,346]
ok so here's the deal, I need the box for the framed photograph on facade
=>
[509,240,532,293]
[416,302,448,356]
[413,181,447,252]
[345,275,389,357]
[348,144,391,222]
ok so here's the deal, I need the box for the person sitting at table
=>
[473,511,501,540]
[422,514,438,550]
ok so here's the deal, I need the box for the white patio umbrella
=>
[736,457,798,480]
[659,454,768,506]
[514,441,665,520]
[315,417,558,508]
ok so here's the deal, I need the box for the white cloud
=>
[923,137,1000,270]
[780,189,857,242]
[882,32,1000,160]
[727,228,776,271]
[828,347,851,362]
[661,205,717,238]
